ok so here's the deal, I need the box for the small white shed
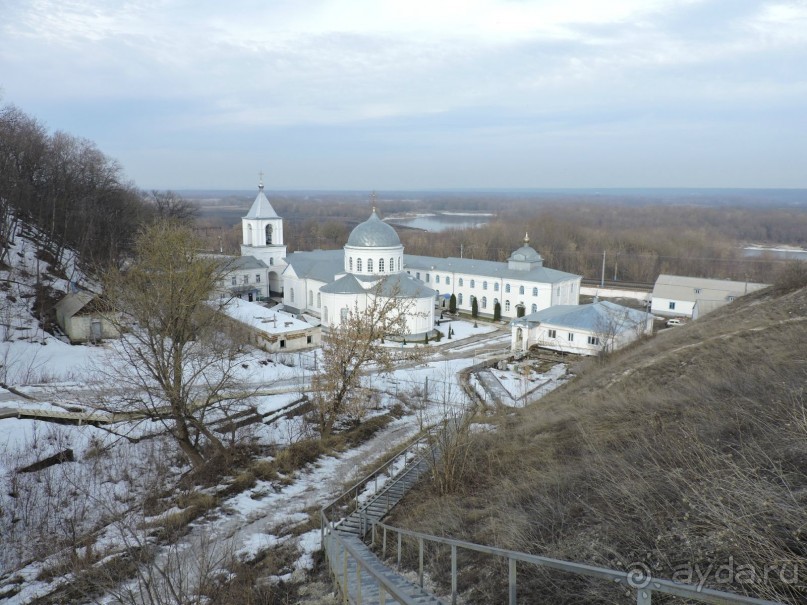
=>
[220,298,320,352]
[54,292,120,343]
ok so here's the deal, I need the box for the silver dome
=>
[346,211,401,248]
[509,245,543,262]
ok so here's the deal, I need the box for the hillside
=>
[389,275,807,604]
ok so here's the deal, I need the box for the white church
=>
[231,182,582,337]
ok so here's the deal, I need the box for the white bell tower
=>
[240,174,287,293]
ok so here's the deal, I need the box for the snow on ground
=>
[491,362,569,406]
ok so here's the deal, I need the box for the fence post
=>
[508,557,516,605]
[418,537,424,588]
[451,544,457,605]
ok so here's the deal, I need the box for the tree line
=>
[0,104,197,272]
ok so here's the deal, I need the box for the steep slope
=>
[390,281,807,604]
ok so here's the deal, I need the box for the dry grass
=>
[389,285,807,604]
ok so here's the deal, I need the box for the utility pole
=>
[460,243,463,259]
[601,250,606,287]
[613,253,618,281]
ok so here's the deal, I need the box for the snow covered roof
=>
[320,272,436,298]
[221,299,312,334]
[228,255,269,271]
[513,301,652,332]
[404,254,578,284]
[54,291,99,318]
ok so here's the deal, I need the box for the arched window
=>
[435,275,440,284]
[290,288,295,302]
[269,258,274,265]
[349,257,353,271]
[458,293,463,305]
[398,257,401,271]
[505,284,511,293]
[265,224,273,245]
[470,279,475,288]
[445,277,450,285]
[317,292,321,307]
[532,287,538,296]
[459,278,464,286]
[494,282,499,292]
[519,285,525,295]
[308,290,313,305]
[379,258,385,272]
[505,300,511,311]
[483,281,487,290]
[367,258,373,273]
[482,296,487,309]
[390,257,395,272]
[357,258,363,272]
[247,224,253,246]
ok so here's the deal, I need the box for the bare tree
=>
[147,190,198,225]
[311,282,425,435]
[98,221,250,468]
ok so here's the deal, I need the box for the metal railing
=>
[371,521,784,605]
[321,524,427,605]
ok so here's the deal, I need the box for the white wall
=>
[651,297,694,318]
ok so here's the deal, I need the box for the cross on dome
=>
[258,170,265,190]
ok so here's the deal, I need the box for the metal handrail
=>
[373,521,784,605]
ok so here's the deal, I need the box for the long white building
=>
[232,184,582,335]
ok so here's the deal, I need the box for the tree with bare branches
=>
[99,221,250,468]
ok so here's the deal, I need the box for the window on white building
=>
[519,285,525,295]
[470,279,475,288]
[390,257,394,272]
[317,292,321,307]
[357,258,363,272]
[398,258,401,271]
[256,274,261,283]
[587,336,600,345]
[669,302,676,310]
[368,258,373,273]
[483,281,487,290]
[379,258,385,272]
[568,332,574,342]
[435,275,440,284]
[494,283,499,292]
[231,276,236,285]
[290,288,295,302]
[547,329,556,338]
[308,290,313,305]
[416,272,421,279]
[426,274,430,282]
[505,284,511,293]
[532,287,538,296]
[505,300,510,311]
[446,277,450,285]
[243,275,249,284]
[531,303,537,313]
[459,278,464,286]
[269,258,274,265]
[482,296,487,309]
[349,257,353,271]
[458,293,463,305]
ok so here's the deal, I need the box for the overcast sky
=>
[1,0,806,190]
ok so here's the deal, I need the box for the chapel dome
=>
[508,245,543,262]
[346,210,401,248]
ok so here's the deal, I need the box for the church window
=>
[531,303,537,313]
[470,279,475,288]
[458,293,463,305]
[416,272,421,280]
[390,257,395,272]
[269,258,274,265]
[357,258,363,272]
[435,275,440,284]
[445,277,450,285]
[368,258,373,273]
[494,283,499,292]
[256,274,261,283]
[505,284,511,293]
[247,224,253,246]
[398,257,401,271]
[458,278,464,287]
[309,290,313,305]
[266,224,273,245]
[519,285,525,295]
[243,275,249,284]
[483,281,487,290]
[532,287,538,296]
[290,288,295,302]
[317,292,321,307]
[482,296,487,309]
[379,258,385,272]
[505,300,511,311]
[426,274,430,282]
[349,257,353,271]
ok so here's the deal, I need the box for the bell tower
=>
[240,173,287,292]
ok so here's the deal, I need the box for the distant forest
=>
[194,190,807,284]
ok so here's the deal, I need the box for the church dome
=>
[346,210,401,248]
[508,245,543,262]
